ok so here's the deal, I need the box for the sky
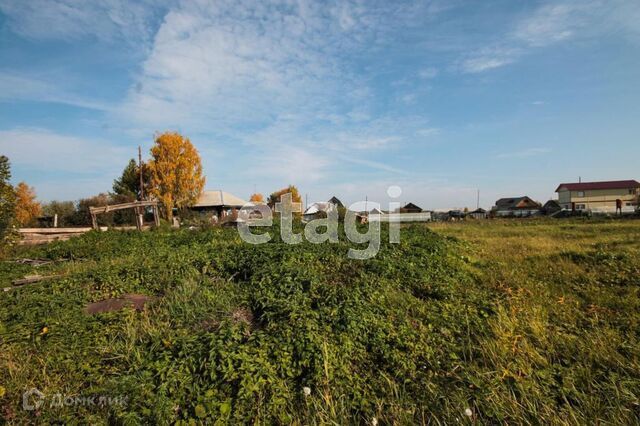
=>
[0,0,639,210]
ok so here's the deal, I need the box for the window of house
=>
[630,189,635,195]
[576,204,586,210]
[577,191,585,197]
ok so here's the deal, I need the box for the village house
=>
[327,196,344,208]
[542,200,563,216]
[466,208,487,219]
[399,202,423,213]
[492,196,541,217]
[555,180,640,213]
[191,190,248,220]
[302,201,337,222]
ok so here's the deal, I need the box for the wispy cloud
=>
[116,0,355,132]
[258,146,330,184]
[0,72,112,111]
[0,0,166,43]
[416,128,440,137]
[513,3,578,47]
[114,0,446,135]
[0,127,129,173]
[496,147,551,159]
[339,156,408,175]
[459,0,640,74]
[460,46,520,73]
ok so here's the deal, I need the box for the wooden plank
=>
[89,200,158,214]
[18,236,73,245]
[19,228,93,234]
[153,206,160,227]
[12,274,59,286]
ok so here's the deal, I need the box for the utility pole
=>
[477,189,480,209]
[138,146,145,201]
[365,195,368,214]
[137,146,145,229]
[305,193,308,211]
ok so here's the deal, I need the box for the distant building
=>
[369,210,431,223]
[327,196,344,208]
[555,180,640,213]
[542,200,563,215]
[303,202,337,222]
[400,202,422,213]
[191,190,248,219]
[467,208,487,219]
[448,210,465,220]
[492,196,541,217]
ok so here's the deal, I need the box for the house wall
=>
[369,212,431,222]
[558,188,639,211]
[495,209,541,217]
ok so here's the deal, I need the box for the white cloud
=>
[513,3,577,47]
[0,128,129,173]
[0,0,166,43]
[255,146,330,184]
[109,0,442,187]
[460,46,520,73]
[459,0,640,74]
[340,135,401,150]
[339,156,407,175]
[0,72,111,111]
[115,0,390,131]
[115,0,445,135]
[416,128,440,137]
[1,0,452,199]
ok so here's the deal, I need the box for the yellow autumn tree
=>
[15,182,41,226]
[268,185,303,212]
[249,193,265,203]
[147,132,205,221]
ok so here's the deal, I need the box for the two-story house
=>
[555,180,640,212]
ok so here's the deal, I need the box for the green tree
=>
[113,158,149,200]
[42,201,76,227]
[0,156,17,248]
[70,193,114,227]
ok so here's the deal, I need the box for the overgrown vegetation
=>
[1,219,639,424]
[0,156,16,253]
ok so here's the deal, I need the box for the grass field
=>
[1,218,639,424]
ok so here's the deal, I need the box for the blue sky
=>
[1,0,639,210]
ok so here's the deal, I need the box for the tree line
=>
[0,131,305,243]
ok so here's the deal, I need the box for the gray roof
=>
[327,196,344,208]
[304,202,336,215]
[193,190,248,208]
[494,196,540,210]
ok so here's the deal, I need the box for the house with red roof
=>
[555,180,640,213]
